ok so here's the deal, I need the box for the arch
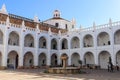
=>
[71,53,80,66]
[97,32,110,46]
[23,52,34,68]
[98,51,111,69]
[61,38,68,49]
[24,34,34,47]
[38,53,47,66]
[84,52,95,66]
[83,34,93,47]
[39,36,47,48]
[7,51,19,69]
[116,50,120,65]
[51,53,58,66]
[0,52,2,66]
[71,37,80,49]
[114,29,120,44]
[51,38,57,50]
[8,31,19,46]
[61,53,68,66]
[0,30,3,44]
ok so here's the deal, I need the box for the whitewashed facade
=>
[0,4,120,69]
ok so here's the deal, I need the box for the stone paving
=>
[0,69,120,80]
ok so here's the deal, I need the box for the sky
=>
[0,0,120,28]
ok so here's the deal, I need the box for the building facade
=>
[0,4,120,69]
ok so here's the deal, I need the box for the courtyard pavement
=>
[0,69,120,80]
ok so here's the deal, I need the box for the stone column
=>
[57,34,61,65]
[46,33,51,67]
[68,55,71,66]
[33,28,39,68]
[68,37,71,66]
[95,53,99,65]
[18,23,25,69]
[2,28,8,69]
[1,17,9,69]
[63,59,66,68]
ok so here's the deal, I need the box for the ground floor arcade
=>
[0,50,120,69]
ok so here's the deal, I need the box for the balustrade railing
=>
[25,26,36,31]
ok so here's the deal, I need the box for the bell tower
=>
[53,10,60,18]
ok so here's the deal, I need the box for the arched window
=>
[51,39,57,50]
[71,37,80,49]
[83,34,93,47]
[24,34,34,47]
[97,32,110,46]
[8,31,19,46]
[65,24,68,29]
[39,37,47,48]
[55,23,59,27]
[61,39,68,49]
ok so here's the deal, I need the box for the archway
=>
[51,54,57,66]
[38,53,46,66]
[61,38,68,49]
[98,51,111,69]
[8,31,19,46]
[0,52,2,66]
[61,53,68,66]
[39,36,47,48]
[0,30,3,44]
[84,52,95,66]
[24,34,34,47]
[23,52,34,68]
[97,32,110,46]
[7,51,18,69]
[114,30,120,44]
[83,34,93,47]
[71,53,80,66]
[51,39,57,50]
[71,37,80,49]
[116,51,120,65]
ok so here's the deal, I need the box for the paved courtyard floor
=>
[0,69,120,80]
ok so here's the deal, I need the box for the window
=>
[65,24,68,29]
[43,42,46,46]
[55,23,59,27]
[72,25,74,28]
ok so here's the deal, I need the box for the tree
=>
[78,60,82,68]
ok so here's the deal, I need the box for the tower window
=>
[72,25,74,28]
[55,23,59,27]
[65,24,68,29]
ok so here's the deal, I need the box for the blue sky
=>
[0,0,120,28]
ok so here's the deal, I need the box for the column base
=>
[0,66,7,70]
[34,66,39,69]
[17,66,24,69]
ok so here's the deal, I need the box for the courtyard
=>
[0,69,120,80]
